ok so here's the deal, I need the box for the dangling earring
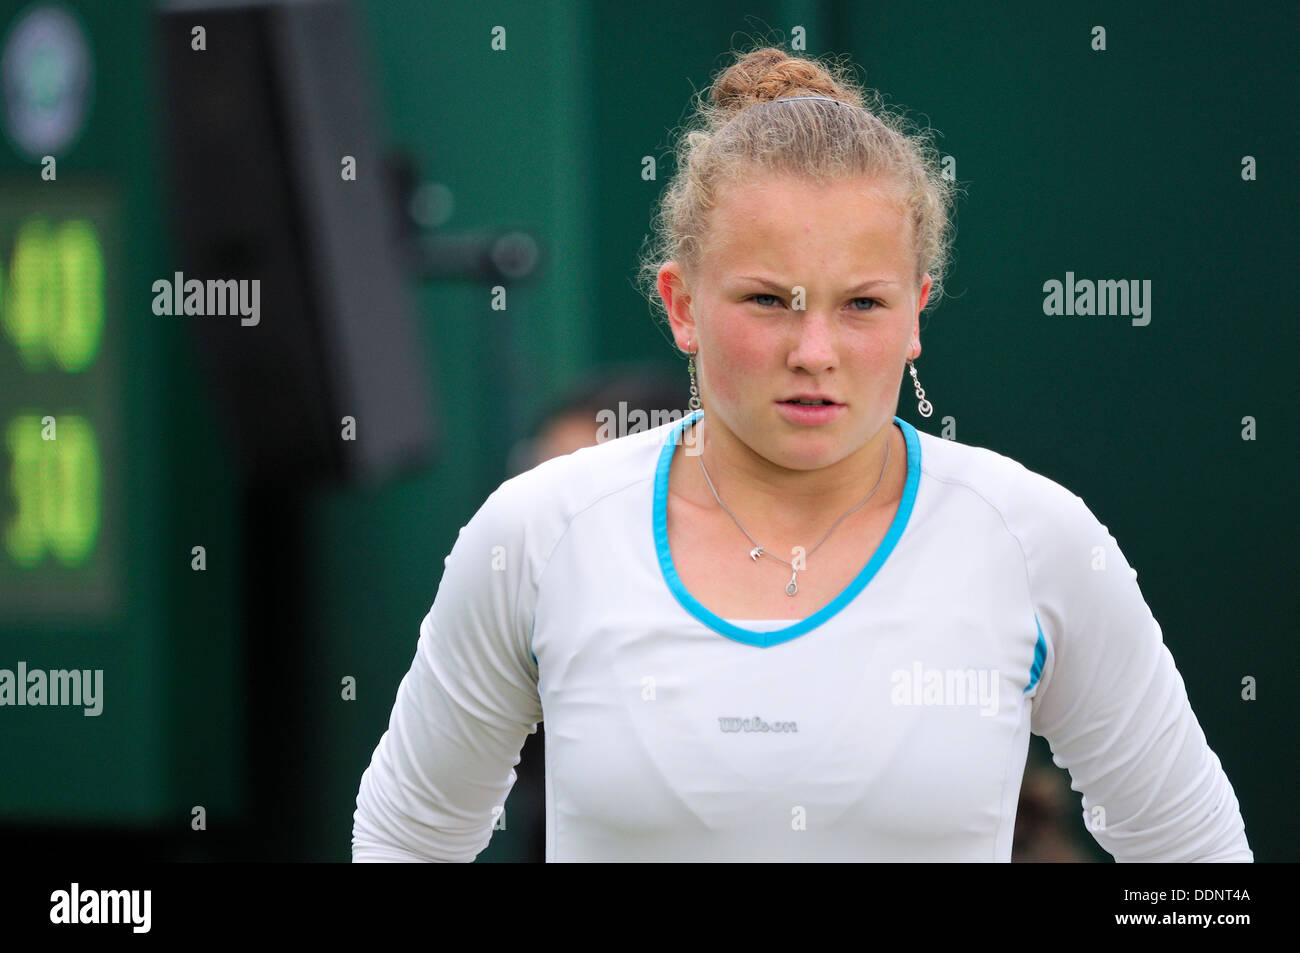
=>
[907,358,933,418]
[687,348,702,412]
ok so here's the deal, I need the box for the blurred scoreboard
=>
[0,184,121,620]
[0,1,244,827]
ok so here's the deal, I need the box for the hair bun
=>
[710,46,858,122]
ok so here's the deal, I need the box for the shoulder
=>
[909,425,1109,577]
[434,415,686,633]
[910,426,1144,648]
[467,412,684,545]
[912,426,1088,525]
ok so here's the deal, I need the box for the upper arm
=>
[352,480,546,862]
[1027,489,1252,862]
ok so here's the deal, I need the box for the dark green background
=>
[0,0,1292,861]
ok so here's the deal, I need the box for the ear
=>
[916,272,932,316]
[912,273,932,356]
[658,261,696,351]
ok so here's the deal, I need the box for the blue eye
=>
[747,294,881,311]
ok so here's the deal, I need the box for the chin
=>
[769,435,843,465]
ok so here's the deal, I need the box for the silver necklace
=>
[694,422,893,596]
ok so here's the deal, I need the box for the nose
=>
[788,308,837,374]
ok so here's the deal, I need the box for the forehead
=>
[703,174,911,269]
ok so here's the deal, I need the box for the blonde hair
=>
[639,45,960,324]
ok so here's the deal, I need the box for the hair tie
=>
[759,95,857,108]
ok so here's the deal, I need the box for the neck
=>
[684,413,902,536]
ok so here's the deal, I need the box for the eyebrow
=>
[736,276,900,293]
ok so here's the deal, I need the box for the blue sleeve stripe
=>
[1023,616,1046,694]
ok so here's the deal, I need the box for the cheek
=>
[703,318,771,406]
[856,327,910,373]
[702,353,740,405]
[707,348,774,408]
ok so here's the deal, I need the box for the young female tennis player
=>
[352,46,1252,862]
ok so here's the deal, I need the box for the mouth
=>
[774,399,847,425]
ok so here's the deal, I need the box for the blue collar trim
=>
[653,409,922,648]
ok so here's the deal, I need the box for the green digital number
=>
[53,220,105,371]
[4,415,42,565]
[0,217,104,372]
[4,415,100,567]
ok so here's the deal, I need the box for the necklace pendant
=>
[749,546,764,561]
[785,572,798,597]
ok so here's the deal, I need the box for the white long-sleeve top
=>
[352,410,1252,862]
